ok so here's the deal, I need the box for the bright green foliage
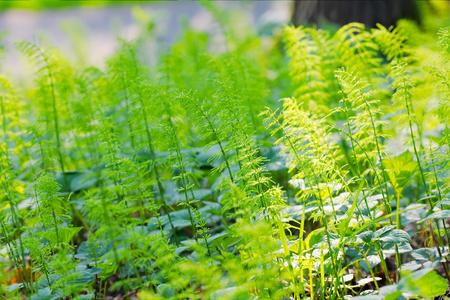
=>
[0,5,450,300]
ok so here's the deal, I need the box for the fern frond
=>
[334,23,381,77]
[438,27,450,57]
[372,24,409,61]
[283,25,331,114]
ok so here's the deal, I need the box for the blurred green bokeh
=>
[0,0,170,10]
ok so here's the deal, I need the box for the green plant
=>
[0,6,450,299]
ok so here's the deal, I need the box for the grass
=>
[1,3,450,299]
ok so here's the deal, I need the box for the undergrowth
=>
[1,4,450,300]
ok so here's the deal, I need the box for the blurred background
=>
[0,0,449,74]
[0,1,291,71]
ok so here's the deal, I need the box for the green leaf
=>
[374,225,396,237]
[378,229,412,244]
[207,232,228,244]
[341,206,422,248]
[402,204,427,224]
[70,172,98,192]
[35,274,60,290]
[42,227,82,244]
[436,199,450,207]
[401,260,422,271]
[422,210,450,221]
[411,248,436,260]
[70,272,95,285]
[379,284,405,299]
[350,295,382,300]
[75,241,109,260]
[55,171,84,192]
[381,242,412,255]
[414,270,447,298]
[384,291,403,300]
[306,228,325,248]
[357,277,382,286]
[357,231,374,244]
[383,151,418,191]
[359,254,382,273]
[5,283,23,292]
[157,284,176,298]
[30,288,56,300]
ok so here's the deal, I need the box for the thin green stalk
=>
[120,71,135,151]
[355,245,380,291]
[271,116,339,287]
[340,91,374,220]
[41,54,66,187]
[196,102,235,183]
[132,80,179,245]
[276,215,302,298]
[163,104,198,242]
[403,79,449,276]
[174,146,198,243]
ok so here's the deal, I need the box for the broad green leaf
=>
[414,270,447,298]
[70,172,98,192]
[422,210,450,221]
[357,277,382,286]
[382,242,412,255]
[306,228,325,248]
[436,198,450,207]
[5,283,23,292]
[401,260,422,271]
[378,229,412,244]
[35,274,60,290]
[350,296,382,300]
[175,246,190,255]
[341,206,422,248]
[401,204,427,224]
[374,225,396,238]
[384,291,403,300]
[70,271,95,285]
[359,254,381,273]
[75,241,109,260]
[56,171,83,192]
[30,288,55,300]
[411,248,436,260]
[207,232,228,244]
[357,231,374,244]
[383,151,418,191]
[379,284,405,299]
[192,189,214,200]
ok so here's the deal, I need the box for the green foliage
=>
[0,8,450,300]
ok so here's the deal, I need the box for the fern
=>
[335,68,391,217]
[372,24,410,61]
[2,12,450,300]
[335,23,382,79]
[163,121,199,242]
[283,25,332,114]
[178,90,235,184]
[17,41,70,185]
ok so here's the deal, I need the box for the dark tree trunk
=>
[292,0,422,28]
